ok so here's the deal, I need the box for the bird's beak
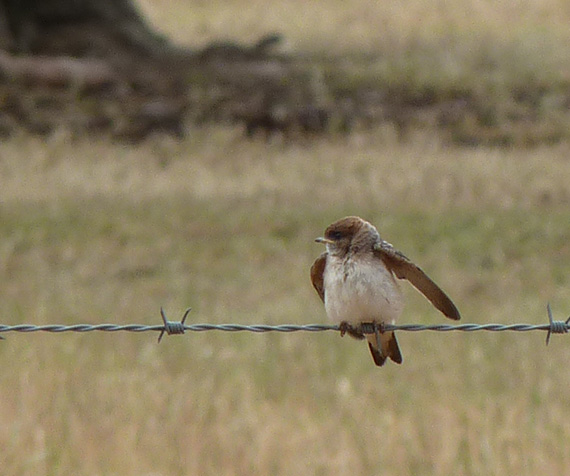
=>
[315,237,334,245]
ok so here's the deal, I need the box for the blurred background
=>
[1,0,569,474]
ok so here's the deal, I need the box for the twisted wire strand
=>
[0,304,568,346]
[0,323,565,333]
[0,323,339,334]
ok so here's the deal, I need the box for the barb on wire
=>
[0,304,568,346]
[546,302,570,345]
[158,307,191,343]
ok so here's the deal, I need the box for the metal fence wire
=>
[0,304,568,346]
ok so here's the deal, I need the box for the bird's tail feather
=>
[367,331,402,367]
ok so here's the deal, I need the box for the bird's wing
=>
[374,240,461,320]
[310,252,327,302]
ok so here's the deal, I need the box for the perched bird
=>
[311,216,460,366]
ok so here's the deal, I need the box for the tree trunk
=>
[0,0,194,141]
[1,0,172,57]
[0,0,331,142]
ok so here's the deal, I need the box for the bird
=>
[310,216,460,366]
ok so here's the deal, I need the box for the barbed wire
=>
[0,304,568,346]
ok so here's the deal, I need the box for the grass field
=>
[2,1,570,475]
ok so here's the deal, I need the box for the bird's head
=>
[315,216,379,256]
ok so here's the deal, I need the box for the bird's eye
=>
[329,230,343,240]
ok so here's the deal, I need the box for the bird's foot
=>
[361,322,386,335]
[339,321,365,340]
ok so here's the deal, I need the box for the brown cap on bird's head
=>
[315,216,379,254]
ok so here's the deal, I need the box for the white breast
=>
[323,254,403,325]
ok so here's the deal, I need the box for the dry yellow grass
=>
[1,1,570,474]
[1,127,569,475]
[140,0,570,97]
[140,0,570,52]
